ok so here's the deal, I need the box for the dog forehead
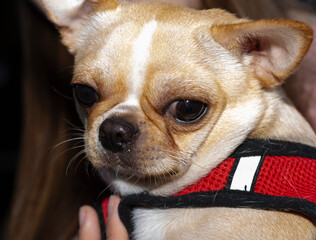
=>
[75,10,203,86]
[74,4,245,110]
[75,3,241,72]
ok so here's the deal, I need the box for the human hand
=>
[77,205,101,240]
[77,195,128,240]
[105,195,129,240]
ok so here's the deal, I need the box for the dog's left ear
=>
[40,0,120,53]
[211,20,313,88]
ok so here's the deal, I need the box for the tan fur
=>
[211,19,313,87]
[38,1,316,239]
[91,0,120,11]
[160,208,315,240]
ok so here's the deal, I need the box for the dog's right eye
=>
[73,84,99,107]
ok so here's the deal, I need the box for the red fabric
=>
[175,158,235,196]
[102,197,110,223]
[101,155,316,223]
[254,156,316,204]
[174,156,316,204]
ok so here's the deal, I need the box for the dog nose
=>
[99,118,138,153]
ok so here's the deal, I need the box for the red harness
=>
[97,139,316,239]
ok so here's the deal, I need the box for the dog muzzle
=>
[97,139,316,239]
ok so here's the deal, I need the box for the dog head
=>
[41,0,312,195]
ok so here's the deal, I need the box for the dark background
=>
[0,0,22,234]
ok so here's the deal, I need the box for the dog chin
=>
[97,166,183,195]
[98,169,148,195]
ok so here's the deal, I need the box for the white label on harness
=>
[230,156,261,191]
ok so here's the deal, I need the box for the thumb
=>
[79,206,101,240]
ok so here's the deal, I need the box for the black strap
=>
[118,190,316,238]
[97,139,316,239]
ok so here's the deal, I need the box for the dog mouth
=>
[102,165,182,188]
[93,135,189,185]
[94,151,188,188]
[111,157,182,177]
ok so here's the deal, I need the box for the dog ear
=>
[210,20,313,88]
[40,0,120,53]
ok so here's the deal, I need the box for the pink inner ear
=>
[241,36,261,54]
[211,19,312,88]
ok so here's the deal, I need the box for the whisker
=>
[66,149,86,175]
[133,175,142,186]
[51,137,85,152]
[97,184,113,201]
[52,144,85,162]
[59,65,74,72]
[52,86,74,101]
[50,132,84,148]
[62,128,85,134]
[74,154,88,175]
[64,119,84,131]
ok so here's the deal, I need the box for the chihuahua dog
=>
[40,0,316,239]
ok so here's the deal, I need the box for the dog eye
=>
[73,84,99,107]
[168,100,208,123]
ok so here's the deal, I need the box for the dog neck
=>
[249,87,316,147]
[98,139,316,238]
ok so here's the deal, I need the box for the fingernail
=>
[79,207,86,227]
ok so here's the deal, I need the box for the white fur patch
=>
[94,20,158,117]
[132,208,168,240]
[129,20,157,99]
[42,0,85,24]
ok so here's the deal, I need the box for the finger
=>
[79,206,101,240]
[106,195,129,240]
